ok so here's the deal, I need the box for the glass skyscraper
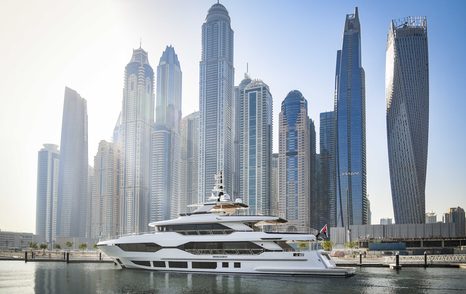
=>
[334,7,368,227]
[151,46,182,221]
[386,17,428,224]
[36,144,59,245]
[57,87,88,238]
[119,47,154,234]
[199,3,234,201]
[239,79,273,215]
[279,91,311,232]
[320,111,336,227]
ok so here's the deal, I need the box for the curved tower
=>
[386,17,428,224]
[199,3,235,201]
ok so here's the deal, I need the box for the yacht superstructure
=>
[97,173,354,277]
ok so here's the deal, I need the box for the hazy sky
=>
[1,0,465,233]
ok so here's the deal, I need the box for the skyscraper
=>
[334,7,368,227]
[35,144,59,245]
[90,140,120,239]
[179,112,200,214]
[320,111,336,227]
[119,47,154,234]
[233,74,252,199]
[150,46,182,221]
[239,79,273,215]
[386,17,429,224]
[279,90,311,232]
[444,207,465,237]
[57,87,88,238]
[199,3,234,201]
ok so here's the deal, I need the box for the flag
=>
[316,224,328,240]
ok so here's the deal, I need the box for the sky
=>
[0,0,465,233]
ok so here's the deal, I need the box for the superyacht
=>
[97,173,354,277]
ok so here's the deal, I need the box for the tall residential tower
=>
[199,3,235,200]
[119,47,154,234]
[278,91,311,232]
[386,17,429,224]
[57,87,88,238]
[239,79,273,215]
[334,8,368,227]
[35,144,59,245]
[151,46,182,221]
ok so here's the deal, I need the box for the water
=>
[1,261,466,293]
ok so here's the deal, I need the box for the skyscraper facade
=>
[334,8,368,227]
[320,111,336,227]
[151,46,182,221]
[279,90,311,232]
[199,3,234,201]
[179,112,200,214]
[35,144,59,245]
[386,17,429,224]
[90,140,120,239]
[119,47,154,234]
[271,153,279,217]
[239,79,273,215]
[233,74,252,199]
[57,87,88,238]
[308,119,320,230]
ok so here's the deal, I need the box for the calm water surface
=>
[1,261,466,293]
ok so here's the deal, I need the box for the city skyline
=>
[1,0,465,232]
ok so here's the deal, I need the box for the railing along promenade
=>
[0,249,113,263]
[334,253,466,267]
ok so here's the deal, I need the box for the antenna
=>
[139,37,142,49]
[246,62,249,74]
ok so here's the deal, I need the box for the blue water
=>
[0,261,466,293]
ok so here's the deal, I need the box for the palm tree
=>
[79,243,87,251]
[65,241,73,249]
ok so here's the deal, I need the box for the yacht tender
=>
[97,173,355,277]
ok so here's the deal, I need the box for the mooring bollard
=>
[66,252,70,264]
[24,251,28,263]
[424,251,428,268]
[359,253,362,265]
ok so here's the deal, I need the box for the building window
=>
[234,262,241,268]
[222,262,228,268]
